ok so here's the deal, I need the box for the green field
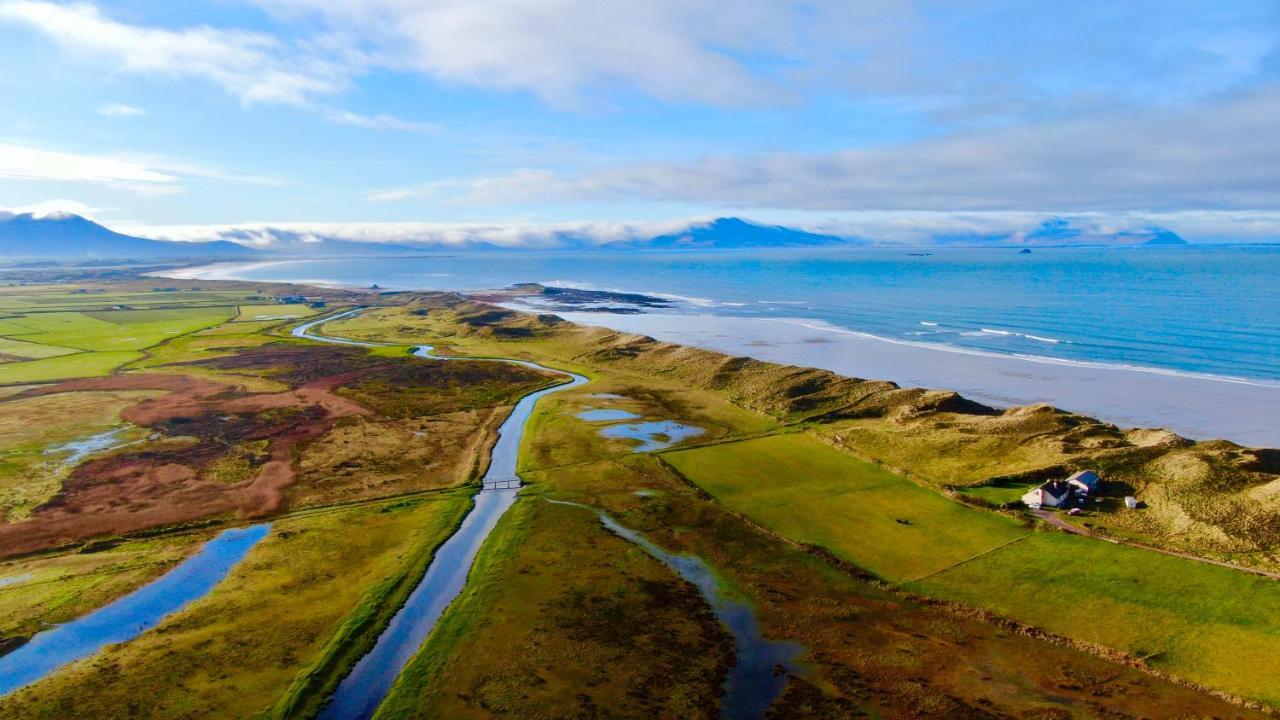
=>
[669,432,1280,706]
[235,303,317,322]
[663,433,1030,581]
[0,337,77,360]
[0,351,142,384]
[0,295,246,383]
[0,307,235,352]
[913,532,1280,705]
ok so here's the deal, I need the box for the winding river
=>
[0,523,271,697]
[1,307,800,717]
[298,308,807,719]
[293,311,588,720]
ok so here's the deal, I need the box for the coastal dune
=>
[544,308,1280,448]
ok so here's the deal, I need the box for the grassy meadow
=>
[0,286,263,384]
[913,531,1280,705]
[375,491,732,720]
[664,433,1031,581]
[668,431,1280,706]
[0,389,156,519]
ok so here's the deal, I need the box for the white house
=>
[1124,496,1139,509]
[1022,480,1072,510]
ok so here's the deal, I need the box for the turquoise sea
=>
[183,245,1280,383]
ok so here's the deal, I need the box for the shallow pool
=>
[576,408,642,422]
[599,420,705,452]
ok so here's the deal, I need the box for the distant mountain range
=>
[0,212,254,261]
[0,212,1188,262]
[933,218,1188,247]
[621,217,849,249]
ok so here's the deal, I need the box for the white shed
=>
[1124,496,1138,509]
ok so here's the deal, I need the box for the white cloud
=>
[0,141,284,195]
[0,199,104,218]
[120,217,701,248]
[793,211,1280,244]
[0,1,349,106]
[249,0,913,108]
[389,86,1280,213]
[326,110,441,133]
[0,142,178,188]
[111,210,1280,249]
[96,102,145,117]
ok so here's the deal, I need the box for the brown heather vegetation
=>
[0,337,557,559]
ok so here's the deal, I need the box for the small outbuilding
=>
[1124,496,1139,509]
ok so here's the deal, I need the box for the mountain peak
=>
[635,216,851,250]
[0,212,256,260]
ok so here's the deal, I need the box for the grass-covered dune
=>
[330,294,1280,573]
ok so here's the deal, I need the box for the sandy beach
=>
[542,308,1280,448]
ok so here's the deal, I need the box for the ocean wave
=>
[767,316,1280,389]
[920,321,939,327]
[961,327,1065,344]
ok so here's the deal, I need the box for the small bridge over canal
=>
[483,477,523,491]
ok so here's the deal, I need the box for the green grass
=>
[0,307,235,352]
[913,532,1280,705]
[0,495,471,720]
[664,433,1030,581]
[0,337,77,360]
[0,533,205,640]
[234,303,317,322]
[0,351,141,384]
[374,491,732,720]
[669,431,1280,707]
[956,479,1038,505]
[0,389,155,519]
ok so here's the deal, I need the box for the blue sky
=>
[1,0,1278,244]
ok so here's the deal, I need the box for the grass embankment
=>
[667,432,1280,706]
[0,493,471,719]
[0,532,207,642]
[375,492,732,720]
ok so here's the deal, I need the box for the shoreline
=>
[539,307,1280,447]
[154,261,1280,447]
